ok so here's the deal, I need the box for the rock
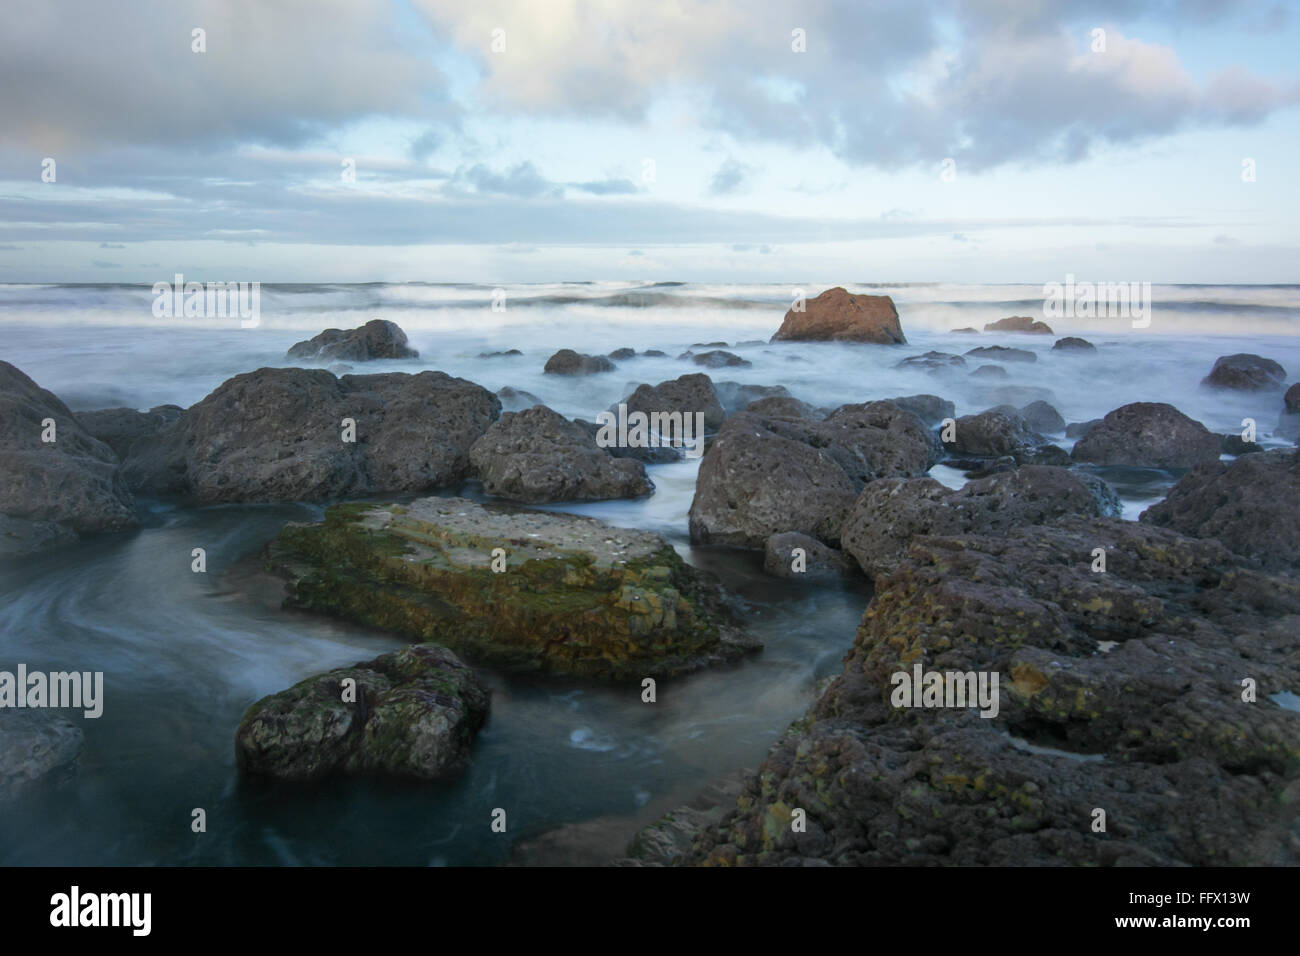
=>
[770,287,906,345]
[1070,402,1220,469]
[122,367,500,502]
[572,419,682,464]
[544,349,616,375]
[77,404,184,459]
[950,327,979,334]
[642,349,668,357]
[621,373,726,433]
[495,385,543,412]
[984,316,1053,334]
[969,364,1009,379]
[745,396,819,419]
[943,410,1043,462]
[894,351,966,372]
[1053,336,1096,352]
[683,517,1300,866]
[1219,433,1263,456]
[885,394,954,427]
[713,382,790,415]
[688,413,857,549]
[267,497,758,679]
[1017,400,1066,434]
[965,346,1036,363]
[691,341,730,349]
[287,319,418,362]
[1201,354,1287,392]
[840,466,1120,579]
[1286,383,1300,413]
[235,643,488,782]
[619,771,753,866]
[608,348,637,360]
[478,349,522,358]
[763,532,857,583]
[985,385,1058,407]
[470,405,652,502]
[692,350,751,369]
[688,404,935,549]
[1141,448,1300,570]
[0,711,83,803]
[1065,419,1101,439]
[0,361,138,549]
[1278,412,1300,443]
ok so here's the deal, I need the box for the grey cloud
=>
[709,158,752,195]
[570,179,639,195]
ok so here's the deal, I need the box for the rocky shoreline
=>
[3,287,1298,866]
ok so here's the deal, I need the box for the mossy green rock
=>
[266,496,756,679]
[235,643,488,782]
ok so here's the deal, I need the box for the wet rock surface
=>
[1201,353,1287,392]
[1070,402,1220,469]
[984,316,1052,334]
[0,711,84,803]
[621,373,726,433]
[267,497,757,679]
[544,349,616,375]
[680,517,1300,866]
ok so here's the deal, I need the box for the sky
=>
[0,0,1297,284]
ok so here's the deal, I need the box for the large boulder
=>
[235,644,488,782]
[688,413,857,548]
[1141,448,1300,571]
[1279,384,1300,442]
[1070,402,1220,469]
[267,497,757,679]
[0,361,137,553]
[770,287,906,345]
[745,396,820,420]
[621,373,725,433]
[885,394,954,427]
[122,367,500,502]
[840,466,1120,579]
[943,409,1043,461]
[286,319,418,362]
[984,316,1052,334]
[544,349,615,375]
[1200,353,1287,392]
[683,517,1300,866]
[469,405,651,502]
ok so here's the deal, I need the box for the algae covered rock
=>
[235,643,488,782]
[267,497,756,679]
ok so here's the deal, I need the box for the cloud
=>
[570,178,639,195]
[454,161,562,198]
[709,158,752,195]
[99,242,126,248]
[0,243,21,250]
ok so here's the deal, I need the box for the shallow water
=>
[1,281,1296,864]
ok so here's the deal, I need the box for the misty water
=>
[2,281,1298,864]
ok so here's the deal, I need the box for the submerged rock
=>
[770,287,906,345]
[969,364,1009,379]
[1070,402,1220,469]
[763,532,857,584]
[683,517,1300,866]
[692,350,751,369]
[894,351,966,372]
[1053,336,1096,352]
[267,497,756,679]
[984,316,1052,334]
[965,346,1036,363]
[469,405,652,503]
[0,711,83,803]
[713,381,789,415]
[122,367,500,502]
[77,404,184,459]
[1141,447,1300,571]
[287,319,418,362]
[544,349,615,375]
[495,385,543,412]
[235,643,488,782]
[0,361,138,553]
[608,347,637,360]
[1201,353,1287,392]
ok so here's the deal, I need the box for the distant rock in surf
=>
[286,318,418,362]
[770,287,907,345]
[984,315,1052,334]
[1200,353,1287,392]
[544,349,615,375]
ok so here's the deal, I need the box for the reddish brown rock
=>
[770,287,906,345]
